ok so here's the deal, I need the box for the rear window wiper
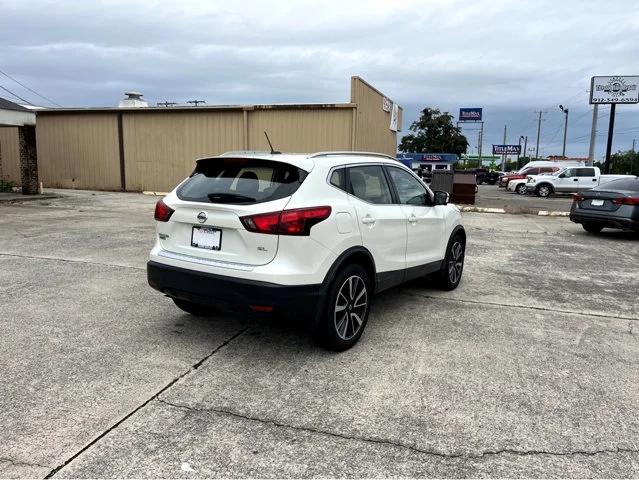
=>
[207,193,257,203]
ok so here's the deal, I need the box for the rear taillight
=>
[154,199,174,222]
[612,197,639,206]
[572,194,584,202]
[240,206,332,236]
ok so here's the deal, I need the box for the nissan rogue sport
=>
[147,151,466,350]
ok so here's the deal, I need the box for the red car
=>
[498,166,560,188]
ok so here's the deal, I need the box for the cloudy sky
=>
[2,0,638,159]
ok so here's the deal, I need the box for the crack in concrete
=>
[44,325,251,478]
[155,398,639,461]
[402,291,639,322]
[0,252,145,270]
[0,457,52,470]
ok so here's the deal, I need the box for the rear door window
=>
[347,165,394,204]
[577,168,595,177]
[177,158,307,204]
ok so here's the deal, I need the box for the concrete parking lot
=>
[1,190,638,478]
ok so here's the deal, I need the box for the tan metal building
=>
[31,77,402,192]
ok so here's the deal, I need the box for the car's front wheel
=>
[172,298,216,316]
[312,264,370,351]
[516,183,527,195]
[435,234,465,290]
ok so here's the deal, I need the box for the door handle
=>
[573,178,578,181]
[407,214,417,223]
[592,178,597,181]
[361,216,376,225]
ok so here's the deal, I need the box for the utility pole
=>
[501,124,507,170]
[559,105,569,157]
[588,104,599,164]
[604,104,616,174]
[535,111,543,159]
[187,100,206,106]
[478,122,484,168]
[632,139,636,152]
[157,101,177,107]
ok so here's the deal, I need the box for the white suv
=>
[148,151,466,350]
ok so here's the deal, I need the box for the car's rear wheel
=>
[516,183,527,195]
[435,234,465,290]
[536,184,553,197]
[582,223,603,234]
[312,264,370,351]
[172,298,216,316]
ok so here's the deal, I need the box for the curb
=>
[460,206,570,216]
[0,193,62,204]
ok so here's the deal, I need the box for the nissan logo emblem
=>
[197,211,207,223]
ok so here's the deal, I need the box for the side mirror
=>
[433,190,449,206]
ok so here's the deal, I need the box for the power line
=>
[0,84,34,105]
[0,67,62,107]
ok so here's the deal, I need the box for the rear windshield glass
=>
[177,158,308,204]
[596,177,639,192]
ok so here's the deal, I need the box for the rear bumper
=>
[569,211,638,231]
[147,261,324,316]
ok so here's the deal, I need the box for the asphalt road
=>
[1,190,638,478]
[474,184,574,213]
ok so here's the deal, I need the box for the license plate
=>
[591,199,604,207]
[191,226,222,250]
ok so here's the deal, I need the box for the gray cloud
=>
[2,0,638,158]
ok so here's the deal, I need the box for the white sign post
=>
[590,76,639,173]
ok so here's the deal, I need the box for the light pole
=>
[559,105,569,158]
[518,135,523,168]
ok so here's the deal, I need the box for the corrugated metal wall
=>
[36,113,121,190]
[0,127,20,184]
[247,107,353,153]
[351,76,402,157]
[122,110,245,192]
[34,77,401,192]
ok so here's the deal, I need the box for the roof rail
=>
[309,151,396,160]
[218,150,278,157]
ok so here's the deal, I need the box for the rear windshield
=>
[596,177,639,192]
[177,158,308,204]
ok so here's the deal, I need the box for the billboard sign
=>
[492,144,521,155]
[590,76,639,104]
[459,108,482,122]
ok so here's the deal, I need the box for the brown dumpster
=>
[451,172,478,204]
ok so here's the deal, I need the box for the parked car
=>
[507,172,555,195]
[570,176,639,233]
[498,165,561,188]
[526,166,633,197]
[147,151,466,350]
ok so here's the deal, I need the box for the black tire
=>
[434,233,465,291]
[172,298,216,317]
[536,184,553,197]
[516,183,527,195]
[582,223,603,234]
[312,264,370,351]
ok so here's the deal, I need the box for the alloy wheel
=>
[334,275,368,341]
[538,186,550,197]
[448,242,464,284]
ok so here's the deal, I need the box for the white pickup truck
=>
[525,166,633,197]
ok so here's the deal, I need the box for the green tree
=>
[399,107,469,156]
[609,150,639,175]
